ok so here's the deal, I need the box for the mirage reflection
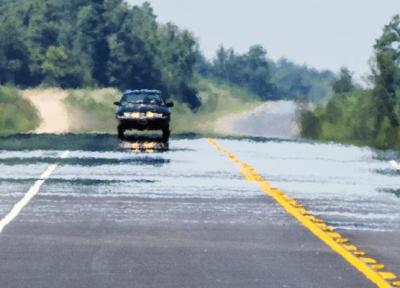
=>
[119,134,169,153]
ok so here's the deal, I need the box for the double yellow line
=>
[208,138,399,288]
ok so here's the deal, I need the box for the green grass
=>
[0,86,39,134]
[65,78,261,134]
[171,78,261,133]
[65,88,120,132]
[300,90,400,149]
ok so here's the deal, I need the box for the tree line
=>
[0,0,336,109]
[301,15,400,149]
[196,45,336,101]
[0,0,201,108]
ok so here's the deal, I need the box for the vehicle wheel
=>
[162,127,171,140]
[117,126,125,139]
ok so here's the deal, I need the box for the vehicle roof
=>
[123,89,161,95]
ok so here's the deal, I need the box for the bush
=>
[0,86,39,134]
[300,90,400,149]
[300,110,321,139]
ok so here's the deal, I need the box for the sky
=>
[127,0,400,80]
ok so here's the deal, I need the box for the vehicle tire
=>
[162,127,171,140]
[117,125,125,139]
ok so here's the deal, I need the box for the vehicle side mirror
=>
[113,101,121,106]
[166,101,174,108]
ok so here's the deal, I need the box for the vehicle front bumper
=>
[117,115,170,130]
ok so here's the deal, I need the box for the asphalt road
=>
[0,134,399,288]
[215,101,299,139]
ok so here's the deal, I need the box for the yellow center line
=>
[208,138,398,288]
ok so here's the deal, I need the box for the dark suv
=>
[114,89,173,139]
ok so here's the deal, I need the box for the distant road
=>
[215,101,299,138]
[23,89,70,134]
[23,89,299,138]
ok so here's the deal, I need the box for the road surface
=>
[0,134,399,287]
[23,89,70,134]
[215,101,299,139]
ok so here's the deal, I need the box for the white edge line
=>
[0,150,70,234]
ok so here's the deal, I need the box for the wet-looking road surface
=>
[0,134,399,288]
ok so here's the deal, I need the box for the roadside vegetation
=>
[2,1,399,149]
[0,1,200,109]
[301,15,400,149]
[0,1,335,111]
[65,88,120,132]
[197,47,335,102]
[64,78,260,134]
[0,86,39,134]
[171,78,261,133]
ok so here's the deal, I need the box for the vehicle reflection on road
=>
[118,134,169,153]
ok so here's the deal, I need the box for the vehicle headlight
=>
[146,112,163,118]
[124,112,140,118]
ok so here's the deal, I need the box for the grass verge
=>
[65,88,120,132]
[171,78,261,133]
[0,86,39,134]
[64,78,261,134]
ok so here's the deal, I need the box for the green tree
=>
[332,67,355,94]
[0,0,203,108]
[209,48,334,101]
[41,46,82,87]
[0,19,30,85]
[300,110,321,139]
[244,45,276,98]
[372,14,400,128]
[108,3,163,91]
[158,23,200,108]
[270,58,334,101]
[25,0,62,85]
[300,15,400,149]
[210,45,276,100]
[74,1,110,85]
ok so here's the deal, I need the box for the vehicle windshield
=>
[121,93,163,105]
